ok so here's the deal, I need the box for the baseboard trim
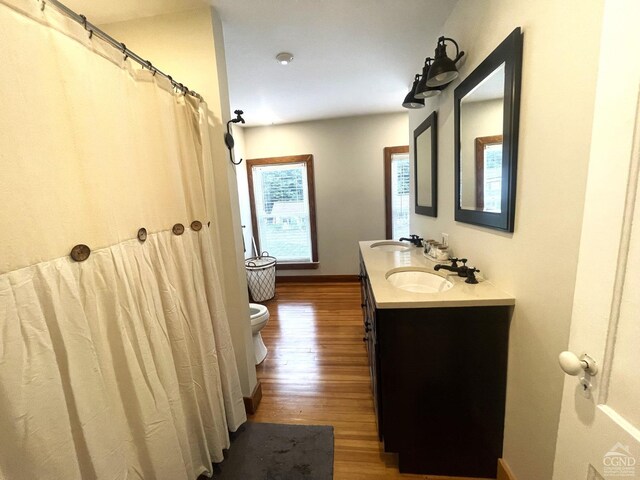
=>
[276,275,359,283]
[498,458,516,480]
[243,381,262,415]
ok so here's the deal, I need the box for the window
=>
[247,155,318,269]
[475,135,503,213]
[384,146,410,240]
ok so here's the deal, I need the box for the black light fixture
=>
[402,74,425,109]
[415,58,443,99]
[426,36,465,87]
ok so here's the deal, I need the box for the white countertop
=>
[359,240,516,309]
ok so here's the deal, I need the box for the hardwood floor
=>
[249,282,493,480]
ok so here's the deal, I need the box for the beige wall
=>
[242,112,409,275]
[103,8,258,397]
[231,127,254,258]
[409,1,603,478]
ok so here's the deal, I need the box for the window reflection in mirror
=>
[475,135,503,212]
[459,63,505,212]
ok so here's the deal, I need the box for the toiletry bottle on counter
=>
[424,241,450,260]
[424,239,437,257]
[435,244,449,261]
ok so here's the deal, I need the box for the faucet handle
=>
[451,257,467,267]
[409,234,424,246]
[465,267,480,284]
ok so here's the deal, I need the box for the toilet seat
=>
[249,303,269,326]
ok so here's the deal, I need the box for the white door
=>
[553,0,640,478]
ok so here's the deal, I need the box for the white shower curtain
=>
[0,1,246,479]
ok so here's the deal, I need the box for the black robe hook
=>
[225,109,245,165]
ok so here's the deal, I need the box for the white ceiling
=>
[214,0,457,125]
[62,0,458,125]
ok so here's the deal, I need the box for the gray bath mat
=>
[213,422,334,480]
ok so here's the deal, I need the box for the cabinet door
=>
[378,306,510,477]
[358,259,366,309]
[364,280,382,439]
[360,259,375,351]
[358,258,384,440]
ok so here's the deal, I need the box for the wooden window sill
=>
[276,262,320,270]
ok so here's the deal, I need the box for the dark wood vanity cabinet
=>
[359,258,511,479]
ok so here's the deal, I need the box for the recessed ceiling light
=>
[275,52,294,65]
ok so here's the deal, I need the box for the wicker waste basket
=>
[245,253,277,302]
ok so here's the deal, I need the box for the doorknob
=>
[558,351,598,376]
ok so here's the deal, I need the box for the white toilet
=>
[249,303,270,365]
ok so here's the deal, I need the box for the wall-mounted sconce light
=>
[426,36,465,87]
[415,57,444,99]
[224,109,245,165]
[402,36,464,107]
[402,74,425,109]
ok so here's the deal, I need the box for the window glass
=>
[391,154,410,240]
[252,162,313,262]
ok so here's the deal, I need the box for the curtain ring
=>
[79,14,93,39]
[120,42,128,61]
[168,76,178,92]
[40,0,46,11]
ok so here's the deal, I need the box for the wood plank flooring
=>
[249,282,493,480]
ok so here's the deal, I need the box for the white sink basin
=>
[370,240,412,252]
[386,268,453,294]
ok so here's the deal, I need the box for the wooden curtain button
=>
[172,223,185,235]
[70,244,91,262]
[190,220,202,231]
[137,228,147,242]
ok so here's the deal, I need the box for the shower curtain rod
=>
[42,0,203,100]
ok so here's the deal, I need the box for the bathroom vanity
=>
[359,240,515,478]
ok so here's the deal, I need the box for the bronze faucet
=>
[434,257,480,284]
[399,234,423,247]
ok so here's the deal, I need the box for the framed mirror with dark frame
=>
[454,27,523,232]
[414,110,438,217]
